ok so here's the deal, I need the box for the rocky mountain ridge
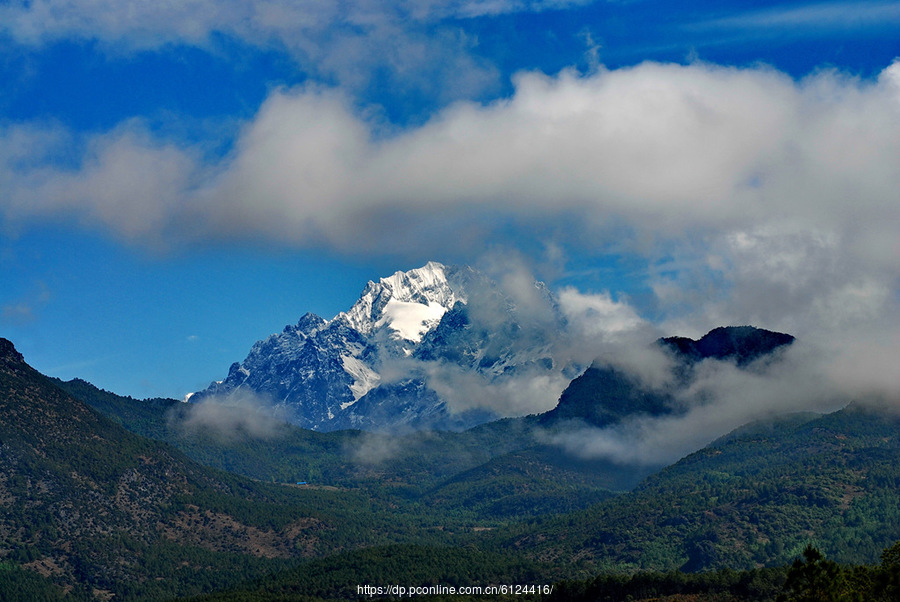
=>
[191,261,572,432]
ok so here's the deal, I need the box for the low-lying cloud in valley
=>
[171,390,290,441]
[542,339,856,466]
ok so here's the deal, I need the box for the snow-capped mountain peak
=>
[338,261,465,339]
[189,261,574,432]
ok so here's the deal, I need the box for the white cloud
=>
[193,60,899,256]
[545,341,850,466]
[5,61,898,257]
[426,362,572,416]
[558,288,644,337]
[171,389,290,440]
[1,121,201,245]
[691,1,900,32]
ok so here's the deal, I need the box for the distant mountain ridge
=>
[542,325,795,428]
[659,325,795,366]
[191,261,572,432]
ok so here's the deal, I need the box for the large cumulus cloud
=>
[5,61,898,252]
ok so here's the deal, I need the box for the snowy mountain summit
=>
[190,261,577,432]
[340,261,464,343]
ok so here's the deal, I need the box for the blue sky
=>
[1,0,899,400]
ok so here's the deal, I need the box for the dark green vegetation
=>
[546,542,900,602]
[550,565,788,601]
[186,544,549,601]
[777,542,900,601]
[3,338,633,599]
[0,339,301,599]
[497,405,900,573]
[155,542,900,601]
[537,364,672,428]
[3,332,900,600]
[53,378,633,517]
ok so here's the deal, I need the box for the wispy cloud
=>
[689,1,900,33]
[0,281,51,325]
[1,303,36,324]
[0,0,594,47]
[347,430,405,465]
[543,340,852,466]
[0,0,581,106]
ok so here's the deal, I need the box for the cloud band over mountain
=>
[4,60,899,254]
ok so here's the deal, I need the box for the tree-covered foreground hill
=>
[495,404,900,573]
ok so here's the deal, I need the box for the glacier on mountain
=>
[376,299,447,343]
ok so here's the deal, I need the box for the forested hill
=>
[498,403,900,572]
[50,339,900,579]
[0,338,351,598]
[659,325,795,366]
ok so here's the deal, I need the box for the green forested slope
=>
[55,378,629,518]
[187,544,551,601]
[496,404,900,572]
